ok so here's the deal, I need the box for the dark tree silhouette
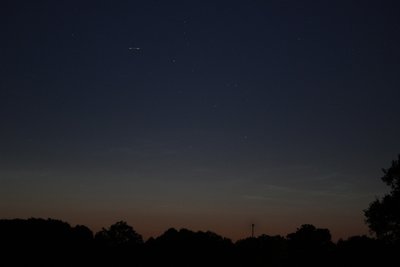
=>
[286,224,335,266]
[94,221,143,267]
[145,228,233,267]
[337,235,385,265]
[364,155,400,243]
[235,235,288,267]
[286,224,332,248]
[2,217,398,267]
[0,218,93,266]
[95,221,143,247]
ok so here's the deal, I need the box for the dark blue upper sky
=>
[1,0,400,240]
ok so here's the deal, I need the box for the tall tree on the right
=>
[364,155,400,243]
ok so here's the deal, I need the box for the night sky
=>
[1,0,400,241]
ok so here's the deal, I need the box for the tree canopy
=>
[364,155,400,243]
[94,221,143,248]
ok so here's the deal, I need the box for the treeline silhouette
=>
[0,218,398,267]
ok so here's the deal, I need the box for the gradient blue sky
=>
[1,0,400,240]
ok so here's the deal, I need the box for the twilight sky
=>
[1,0,400,240]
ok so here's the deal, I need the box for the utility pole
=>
[251,223,255,238]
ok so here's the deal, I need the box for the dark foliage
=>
[0,218,398,267]
[93,221,143,266]
[285,224,335,266]
[364,154,400,243]
[0,218,93,267]
[235,234,288,266]
[145,228,233,267]
[95,221,143,248]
